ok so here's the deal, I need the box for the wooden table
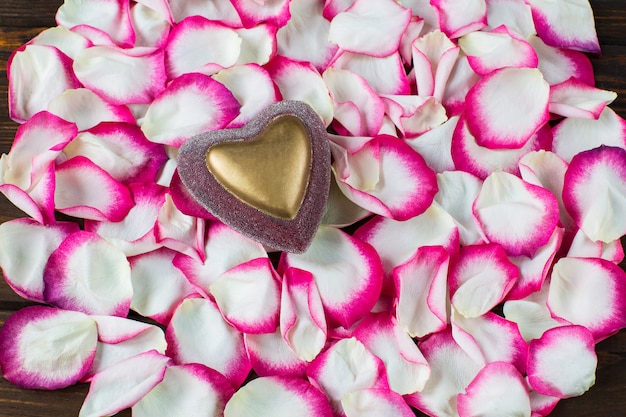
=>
[0,1,625,416]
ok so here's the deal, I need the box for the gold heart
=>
[205,114,312,220]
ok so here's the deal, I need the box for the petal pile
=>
[0,0,625,416]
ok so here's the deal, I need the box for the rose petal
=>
[526,0,600,53]
[133,364,235,417]
[307,337,389,416]
[129,248,200,325]
[224,376,333,417]
[473,171,559,257]
[562,146,626,243]
[465,67,549,149]
[79,351,171,417]
[280,226,383,329]
[211,257,281,334]
[8,45,80,122]
[328,0,411,57]
[457,361,531,417]
[527,325,597,398]
[0,306,97,390]
[393,245,449,338]
[353,313,430,395]
[280,267,326,361]
[548,256,626,341]
[141,72,240,147]
[43,230,133,316]
[56,0,135,47]
[166,297,251,387]
[0,218,78,302]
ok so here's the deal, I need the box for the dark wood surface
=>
[0,1,625,416]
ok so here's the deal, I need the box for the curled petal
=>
[85,183,165,256]
[459,25,538,75]
[8,45,80,122]
[213,64,279,128]
[0,218,78,302]
[518,150,573,233]
[141,72,240,147]
[548,257,626,341]
[276,0,337,71]
[79,351,171,417]
[130,1,172,48]
[166,298,251,387]
[307,337,389,416]
[526,0,600,53]
[133,364,235,417]
[434,170,484,246]
[328,0,411,57]
[43,231,133,316]
[173,221,267,296]
[405,115,458,173]
[353,313,430,395]
[457,361,531,417]
[56,0,135,47]
[62,122,167,184]
[465,67,549,149]
[54,156,134,222]
[211,258,281,334]
[2,111,77,191]
[451,115,553,180]
[451,310,527,372]
[411,30,460,100]
[323,67,384,136]
[155,194,205,261]
[449,243,518,318]
[430,0,487,38]
[280,268,326,362]
[382,95,448,138]
[527,325,597,398]
[85,315,167,379]
[562,146,626,243]
[332,134,438,221]
[0,164,56,224]
[129,248,200,325]
[0,306,97,390]
[355,204,458,282]
[224,376,333,417]
[473,171,559,257]
[235,24,277,66]
[393,245,449,338]
[503,286,564,342]
[280,226,383,329]
[549,77,616,120]
[507,226,563,300]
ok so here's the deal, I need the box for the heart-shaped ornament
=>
[177,101,331,253]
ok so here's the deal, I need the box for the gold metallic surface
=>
[206,115,312,220]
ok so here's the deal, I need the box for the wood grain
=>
[0,1,625,416]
